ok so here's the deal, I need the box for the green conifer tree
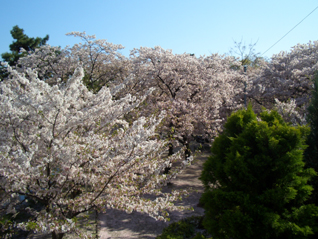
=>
[2,25,49,66]
[1,26,49,80]
[304,74,318,205]
[200,106,318,239]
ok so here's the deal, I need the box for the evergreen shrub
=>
[304,74,318,205]
[200,106,318,239]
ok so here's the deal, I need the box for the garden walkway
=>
[98,152,208,239]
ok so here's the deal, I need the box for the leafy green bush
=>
[200,106,318,239]
[156,216,212,239]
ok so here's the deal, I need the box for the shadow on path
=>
[98,152,209,239]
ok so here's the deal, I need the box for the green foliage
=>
[1,25,49,81]
[192,233,212,239]
[1,25,49,66]
[200,105,318,239]
[0,213,15,237]
[0,211,35,238]
[304,74,318,205]
[156,216,212,239]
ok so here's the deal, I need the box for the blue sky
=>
[1,0,318,59]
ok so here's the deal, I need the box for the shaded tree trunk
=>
[168,142,174,156]
[180,135,191,160]
[164,122,175,175]
[52,231,64,239]
[185,141,191,160]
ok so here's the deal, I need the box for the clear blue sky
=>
[1,0,318,59]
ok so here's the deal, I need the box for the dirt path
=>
[98,152,208,239]
[26,152,209,239]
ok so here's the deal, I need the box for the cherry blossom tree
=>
[0,65,191,238]
[16,35,246,158]
[273,98,307,126]
[248,40,318,111]
[66,32,130,92]
[17,32,130,92]
[17,45,75,85]
[126,46,244,158]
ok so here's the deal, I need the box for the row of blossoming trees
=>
[1,32,318,238]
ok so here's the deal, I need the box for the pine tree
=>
[1,25,49,66]
[1,26,49,81]
[200,106,318,239]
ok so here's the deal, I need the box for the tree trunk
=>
[180,135,191,160]
[185,142,191,160]
[163,143,174,174]
[168,142,174,156]
[52,231,65,239]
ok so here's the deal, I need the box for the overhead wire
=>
[262,5,318,56]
